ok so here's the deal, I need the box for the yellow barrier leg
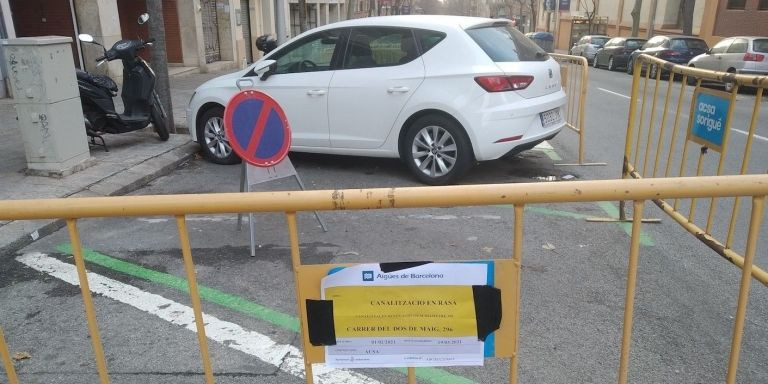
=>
[66,219,111,384]
[407,367,416,383]
[509,205,524,384]
[286,212,315,384]
[175,215,216,384]
[0,326,19,384]
[618,201,645,384]
[726,196,765,384]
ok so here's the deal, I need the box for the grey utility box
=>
[2,36,90,176]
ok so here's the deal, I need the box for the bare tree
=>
[528,0,538,31]
[630,0,642,36]
[146,0,174,133]
[579,0,598,33]
[298,0,309,33]
[680,0,695,35]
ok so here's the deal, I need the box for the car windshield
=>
[671,38,708,51]
[626,39,644,49]
[753,39,768,53]
[466,23,548,62]
[591,37,609,46]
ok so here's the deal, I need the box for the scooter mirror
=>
[138,13,150,25]
[78,34,95,43]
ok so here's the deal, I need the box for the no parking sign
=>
[224,90,291,167]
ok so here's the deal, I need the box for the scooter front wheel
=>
[151,93,170,141]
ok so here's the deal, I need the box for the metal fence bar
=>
[633,69,651,168]
[286,212,315,384]
[705,87,740,233]
[551,54,590,164]
[641,66,663,175]
[66,219,110,384]
[663,75,688,178]
[0,326,19,384]
[174,215,215,384]
[618,200,645,384]
[509,204,524,384]
[651,74,676,177]
[727,88,764,248]
[726,196,765,383]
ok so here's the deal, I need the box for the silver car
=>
[570,35,611,63]
[688,36,768,91]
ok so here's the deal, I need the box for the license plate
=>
[540,108,561,128]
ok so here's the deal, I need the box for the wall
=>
[714,0,768,37]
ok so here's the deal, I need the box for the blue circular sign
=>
[224,90,291,167]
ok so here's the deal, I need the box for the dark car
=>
[593,37,647,71]
[627,35,709,77]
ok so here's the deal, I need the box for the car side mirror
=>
[253,59,276,81]
[706,48,712,54]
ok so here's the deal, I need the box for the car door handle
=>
[387,86,410,93]
[307,89,327,96]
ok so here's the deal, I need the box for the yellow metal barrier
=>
[550,53,599,165]
[623,54,768,289]
[1,175,767,384]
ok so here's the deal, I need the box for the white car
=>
[187,15,566,185]
[688,36,768,92]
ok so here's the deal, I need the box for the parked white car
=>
[570,35,611,63]
[186,15,566,185]
[688,36,768,92]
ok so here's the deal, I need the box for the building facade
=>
[0,0,348,96]
[537,0,767,52]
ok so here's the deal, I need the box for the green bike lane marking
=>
[56,244,476,384]
[521,203,655,247]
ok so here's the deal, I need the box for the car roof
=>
[316,15,504,31]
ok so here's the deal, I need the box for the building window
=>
[759,0,768,10]
[726,0,746,9]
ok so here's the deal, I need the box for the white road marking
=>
[16,252,383,384]
[731,128,768,142]
[598,88,631,99]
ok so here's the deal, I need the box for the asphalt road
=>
[2,66,767,384]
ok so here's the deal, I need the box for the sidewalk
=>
[0,68,229,256]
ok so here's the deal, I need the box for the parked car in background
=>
[187,16,566,185]
[593,37,647,71]
[570,35,611,63]
[688,36,768,91]
[627,35,709,77]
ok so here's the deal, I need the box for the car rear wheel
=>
[593,56,599,68]
[403,115,473,185]
[626,58,634,75]
[198,106,240,165]
[724,69,736,93]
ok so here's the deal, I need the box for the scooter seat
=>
[76,70,118,95]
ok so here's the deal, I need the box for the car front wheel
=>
[198,106,241,165]
[607,57,615,71]
[403,115,473,185]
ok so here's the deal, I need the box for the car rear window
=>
[415,29,446,54]
[466,23,547,62]
[671,38,708,51]
[753,39,768,53]
[626,39,644,49]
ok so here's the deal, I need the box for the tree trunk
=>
[298,0,308,33]
[146,0,174,133]
[630,0,642,37]
[347,0,355,19]
[529,0,537,31]
[681,0,695,35]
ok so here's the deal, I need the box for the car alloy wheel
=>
[199,106,240,165]
[607,57,615,71]
[593,57,599,68]
[404,115,473,185]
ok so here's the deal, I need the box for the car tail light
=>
[744,52,765,61]
[474,75,534,92]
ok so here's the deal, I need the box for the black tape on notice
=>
[472,285,502,341]
[379,261,432,273]
[306,299,336,346]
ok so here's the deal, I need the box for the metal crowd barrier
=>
[623,54,768,293]
[1,175,766,384]
[550,53,595,165]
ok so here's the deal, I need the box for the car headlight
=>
[187,91,197,108]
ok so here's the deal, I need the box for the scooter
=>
[76,13,169,150]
